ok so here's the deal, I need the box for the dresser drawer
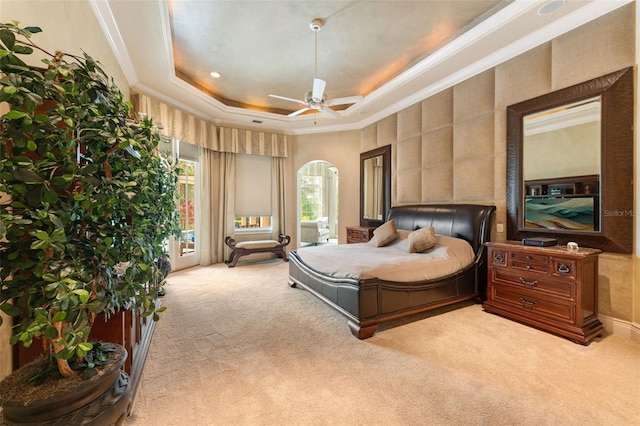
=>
[492,269,575,299]
[490,284,576,325]
[551,258,577,280]
[509,260,549,275]
[510,251,549,265]
[509,250,549,274]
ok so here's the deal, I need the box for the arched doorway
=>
[297,161,338,247]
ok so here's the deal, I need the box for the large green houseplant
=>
[0,19,180,389]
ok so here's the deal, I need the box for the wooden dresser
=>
[483,241,603,344]
[346,225,375,243]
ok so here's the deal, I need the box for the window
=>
[177,159,197,256]
[300,175,322,220]
[235,154,272,232]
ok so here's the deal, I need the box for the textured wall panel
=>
[377,114,398,147]
[453,69,495,124]
[422,164,454,203]
[454,158,495,202]
[598,253,634,321]
[422,127,453,168]
[453,113,495,163]
[361,123,377,152]
[495,43,552,111]
[397,103,422,141]
[422,88,453,132]
[397,168,422,203]
[397,136,422,169]
[552,5,634,90]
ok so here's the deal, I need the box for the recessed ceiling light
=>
[210,71,221,78]
[538,0,565,15]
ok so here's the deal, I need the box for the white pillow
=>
[407,227,436,253]
[373,220,398,247]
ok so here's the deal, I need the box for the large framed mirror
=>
[360,145,391,228]
[507,67,633,253]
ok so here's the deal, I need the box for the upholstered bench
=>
[224,234,290,267]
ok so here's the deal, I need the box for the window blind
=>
[235,154,272,217]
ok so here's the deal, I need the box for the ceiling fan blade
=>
[288,107,311,117]
[321,106,339,118]
[269,94,306,105]
[312,78,326,101]
[325,95,364,107]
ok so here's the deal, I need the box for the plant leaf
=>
[12,169,43,183]
[0,303,22,317]
[0,29,15,49]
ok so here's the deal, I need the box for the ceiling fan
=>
[269,18,363,118]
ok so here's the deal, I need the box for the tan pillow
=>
[373,220,398,247]
[407,227,436,253]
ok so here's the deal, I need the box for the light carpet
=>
[127,260,640,426]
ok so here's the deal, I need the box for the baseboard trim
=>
[598,314,640,343]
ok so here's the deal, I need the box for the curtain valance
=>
[216,127,288,158]
[132,93,218,150]
[132,94,288,158]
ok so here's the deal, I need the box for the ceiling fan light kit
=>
[269,18,362,118]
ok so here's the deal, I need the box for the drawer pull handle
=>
[519,277,538,287]
[494,253,504,263]
[557,263,570,273]
[519,297,538,309]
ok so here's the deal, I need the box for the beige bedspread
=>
[295,233,475,282]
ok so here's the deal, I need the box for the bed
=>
[288,204,496,339]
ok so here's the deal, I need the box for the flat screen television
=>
[524,196,599,231]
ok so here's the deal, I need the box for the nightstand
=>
[346,226,375,244]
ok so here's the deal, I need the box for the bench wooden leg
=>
[224,251,240,268]
[275,248,288,261]
[225,250,240,268]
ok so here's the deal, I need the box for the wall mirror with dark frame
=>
[360,145,391,228]
[506,67,633,253]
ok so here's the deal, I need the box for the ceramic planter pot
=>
[1,343,131,425]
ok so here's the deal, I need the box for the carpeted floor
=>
[126,260,640,425]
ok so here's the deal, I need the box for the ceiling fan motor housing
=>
[310,18,323,32]
[304,91,325,110]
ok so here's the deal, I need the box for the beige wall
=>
[287,131,361,247]
[360,4,638,336]
[0,0,129,100]
[0,0,131,380]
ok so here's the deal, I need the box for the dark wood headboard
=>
[386,204,496,256]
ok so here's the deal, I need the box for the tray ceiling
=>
[92,0,629,134]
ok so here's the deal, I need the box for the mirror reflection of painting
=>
[522,97,601,231]
[525,197,597,231]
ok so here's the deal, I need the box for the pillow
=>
[407,227,436,253]
[373,220,398,247]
